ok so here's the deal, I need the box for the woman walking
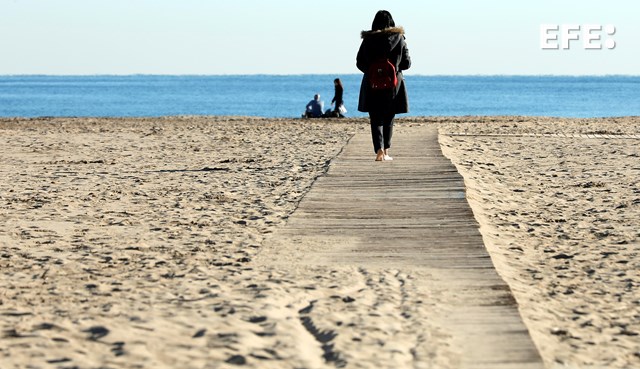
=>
[331,78,345,117]
[356,10,411,161]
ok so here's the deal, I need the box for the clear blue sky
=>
[1,0,638,75]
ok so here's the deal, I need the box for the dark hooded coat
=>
[356,27,411,113]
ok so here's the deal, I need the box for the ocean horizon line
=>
[2,73,639,78]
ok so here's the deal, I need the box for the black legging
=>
[369,110,395,153]
[333,99,343,112]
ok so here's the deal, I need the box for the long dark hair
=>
[372,10,395,31]
[334,78,343,89]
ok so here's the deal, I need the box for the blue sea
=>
[0,75,638,118]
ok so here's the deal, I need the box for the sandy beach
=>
[1,116,639,369]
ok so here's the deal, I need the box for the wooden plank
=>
[257,126,543,368]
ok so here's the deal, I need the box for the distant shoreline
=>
[1,115,639,122]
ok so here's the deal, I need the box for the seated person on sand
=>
[304,94,324,118]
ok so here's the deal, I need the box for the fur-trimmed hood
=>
[360,26,404,39]
[360,26,405,53]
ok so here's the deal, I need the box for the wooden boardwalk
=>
[259,126,543,368]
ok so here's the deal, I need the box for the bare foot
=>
[375,149,384,161]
